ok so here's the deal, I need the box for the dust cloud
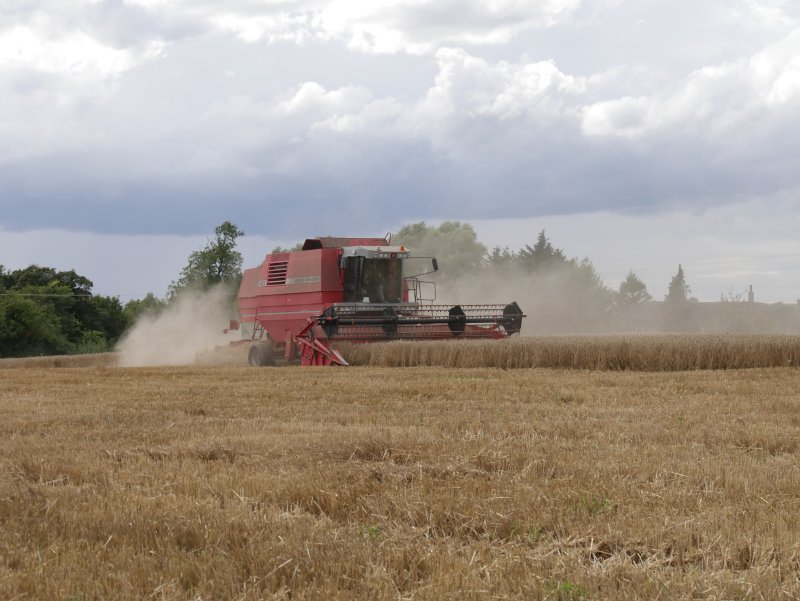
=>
[116,286,240,366]
[434,267,800,335]
[435,267,614,335]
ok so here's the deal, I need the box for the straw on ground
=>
[1,365,799,599]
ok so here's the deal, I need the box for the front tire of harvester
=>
[248,341,276,367]
[248,344,263,367]
[258,341,276,366]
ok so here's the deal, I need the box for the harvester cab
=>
[341,245,411,303]
[236,235,524,366]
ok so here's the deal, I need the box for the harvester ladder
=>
[252,305,266,340]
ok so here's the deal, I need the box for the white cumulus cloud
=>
[581,27,800,138]
[122,0,588,54]
[0,24,164,79]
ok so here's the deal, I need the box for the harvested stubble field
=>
[1,363,800,600]
[0,352,118,370]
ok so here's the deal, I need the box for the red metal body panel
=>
[239,248,343,354]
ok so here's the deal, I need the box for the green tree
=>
[666,264,690,303]
[169,221,245,298]
[394,221,486,280]
[496,231,615,332]
[7,265,92,295]
[486,246,517,270]
[618,271,652,304]
[0,265,131,356]
[84,295,128,344]
[123,293,167,324]
[516,230,568,272]
[663,264,694,331]
[271,243,303,253]
[569,257,606,291]
[0,293,70,356]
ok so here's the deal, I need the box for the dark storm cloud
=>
[2,98,797,240]
[0,138,448,237]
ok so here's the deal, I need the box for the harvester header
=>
[233,234,524,366]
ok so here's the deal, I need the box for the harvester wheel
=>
[502,301,524,335]
[248,341,276,367]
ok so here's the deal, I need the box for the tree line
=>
[0,222,244,358]
[394,222,699,333]
[0,265,127,357]
[395,221,693,305]
[2,220,696,357]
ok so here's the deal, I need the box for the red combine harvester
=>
[233,235,524,366]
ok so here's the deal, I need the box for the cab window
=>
[343,258,402,303]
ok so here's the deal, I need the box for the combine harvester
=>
[230,235,524,366]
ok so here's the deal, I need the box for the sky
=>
[1,0,799,303]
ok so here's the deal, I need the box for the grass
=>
[1,364,800,599]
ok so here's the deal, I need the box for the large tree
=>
[663,264,694,331]
[500,230,615,332]
[169,221,245,298]
[123,293,167,324]
[0,293,70,356]
[0,265,128,357]
[516,230,568,272]
[394,221,486,280]
[485,246,517,270]
[271,242,303,254]
[665,264,690,303]
[618,271,652,305]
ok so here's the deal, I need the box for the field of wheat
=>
[337,335,800,370]
[1,363,799,600]
[4,335,800,372]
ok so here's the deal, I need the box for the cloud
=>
[2,34,799,233]
[274,81,374,116]
[0,2,171,78]
[418,47,583,122]
[1,0,799,303]
[1,0,800,241]
[737,0,797,27]
[581,28,800,138]
[118,0,588,54]
[581,96,650,138]
[313,0,583,54]
[0,25,149,78]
